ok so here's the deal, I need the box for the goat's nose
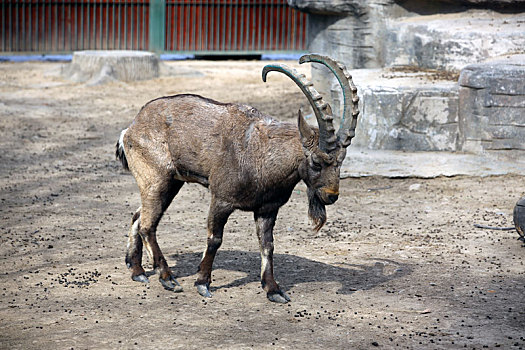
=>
[327,194,339,204]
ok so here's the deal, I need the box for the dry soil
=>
[0,60,524,349]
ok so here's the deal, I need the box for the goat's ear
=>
[298,109,315,149]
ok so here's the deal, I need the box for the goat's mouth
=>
[318,189,339,205]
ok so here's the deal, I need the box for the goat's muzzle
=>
[318,188,339,205]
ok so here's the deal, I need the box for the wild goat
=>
[115,54,359,303]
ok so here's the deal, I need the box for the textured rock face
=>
[306,2,404,69]
[308,9,525,71]
[385,12,525,72]
[293,0,524,153]
[438,0,525,5]
[458,55,525,153]
[287,0,368,15]
[289,0,525,14]
[312,56,524,153]
[310,64,460,152]
[308,14,380,69]
[292,0,525,73]
[356,86,459,151]
[312,67,460,151]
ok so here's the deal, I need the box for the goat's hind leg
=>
[138,180,185,292]
[126,207,149,284]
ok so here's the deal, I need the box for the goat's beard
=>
[307,188,326,232]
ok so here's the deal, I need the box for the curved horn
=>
[299,54,359,148]
[262,63,338,153]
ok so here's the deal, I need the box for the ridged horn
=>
[299,54,359,148]
[262,63,338,153]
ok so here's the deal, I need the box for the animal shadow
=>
[169,250,411,295]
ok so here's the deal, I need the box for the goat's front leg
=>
[195,196,233,298]
[255,210,291,303]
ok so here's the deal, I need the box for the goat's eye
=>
[310,158,322,171]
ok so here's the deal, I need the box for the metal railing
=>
[0,0,308,54]
[165,0,307,53]
[1,1,149,52]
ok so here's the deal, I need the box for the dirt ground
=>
[0,60,524,349]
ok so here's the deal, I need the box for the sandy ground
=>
[0,60,524,349]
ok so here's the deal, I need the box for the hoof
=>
[132,274,149,284]
[267,290,291,304]
[195,283,212,298]
[160,275,183,292]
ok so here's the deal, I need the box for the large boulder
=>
[288,0,525,15]
[312,67,460,151]
[307,9,525,71]
[356,85,459,151]
[292,0,524,155]
[287,0,368,15]
[458,55,525,153]
[384,12,525,72]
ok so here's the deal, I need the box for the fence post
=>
[149,0,166,53]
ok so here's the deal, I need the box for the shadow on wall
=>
[166,250,411,295]
[397,0,525,14]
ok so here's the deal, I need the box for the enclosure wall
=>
[0,0,308,54]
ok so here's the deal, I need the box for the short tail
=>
[115,128,129,171]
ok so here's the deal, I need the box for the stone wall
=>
[458,55,525,153]
[300,1,525,72]
[289,0,525,154]
[356,85,459,151]
[304,1,405,69]
[384,12,525,72]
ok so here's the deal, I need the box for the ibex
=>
[115,54,359,303]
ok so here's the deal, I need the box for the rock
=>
[287,0,368,15]
[384,11,525,72]
[306,4,397,69]
[514,197,525,239]
[458,54,525,153]
[436,0,525,6]
[307,9,525,72]
[409,183,421,191]
[304,3,525,156]
[61,50,160,85]
[313,67,459,151]
[290,0,525,16]
[315,57,525,154]
[356,84,459,151]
